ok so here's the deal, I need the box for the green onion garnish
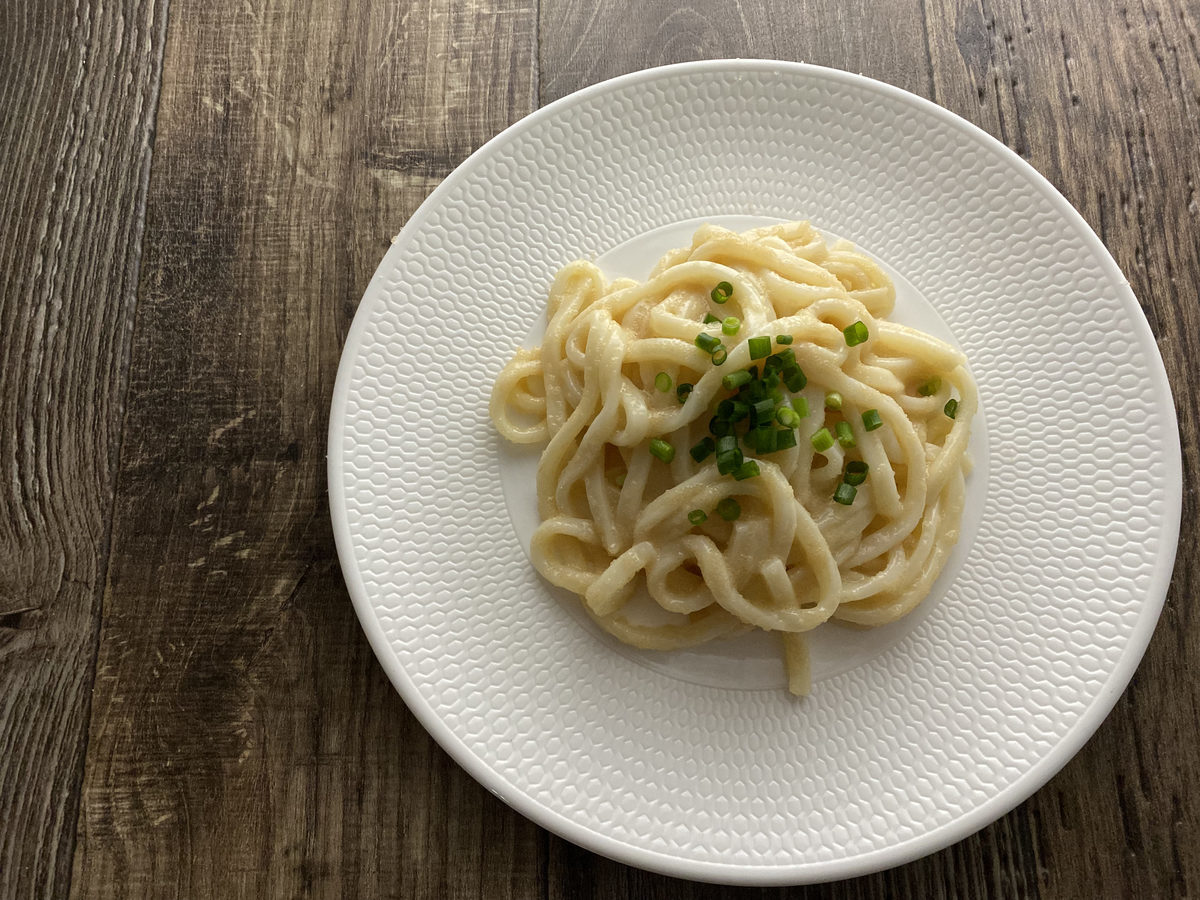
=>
[730,400,750,421]
[711,345,728,366]
[733,460,761,481]
[776,334,794,345]
[654,372,672,392]
[716,497,742,521]
[844,460,869,485]
[843,320,869,346]
[703,312,721,324]
[722,369,753,391]
[690,437,715,462]
[791,396,809,418]
[717,449,743,475]
[861,408,882,431]
[753,428,777,453]
[711,281,734,304]
[715,434,739,456]
[811,427,834,452]
[676,382,693,404]
[836,421,856,448]
[751,398,775,423]
[825,391,843,411]
[748,336,771,360]
[776,406,800,428]
[833,482,857,505]
[774,428,798,451]
[918,377,942,396]
[615,473,626,487]
[695,332,720,353]
[722,316,740,336]
[649,439,675,463]
[688,509,708,526]
[944,398,959,419]
[709,417,733,437]
[784,369,807,392]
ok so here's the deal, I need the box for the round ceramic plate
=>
[328,61,1181,885]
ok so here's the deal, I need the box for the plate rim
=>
[327,58,1183,885]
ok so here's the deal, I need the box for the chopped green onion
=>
[711,345,728,366]
[843,320,869,346]
[784,369,807,392]
[730,400,750,421]
[918,377,942,396]
[716,497,742,521]
[776,334,794,345]
[709,417,733,437]
[690,437,715,462]
[844,460,869,485]
[836,421,856,448]
[763,354,783,375]
[722,316,741,336]
[825,391,843,410]
[722,369,753,391]
[733,460,761,481]
[751,398,775,423]
[676,382,693,404]
[717,398,736,419]
[774,428,798,451]
[944,398,959,419]
[833,483,857,505]
[703,312,721,325]
[755,428,778,453]
[773,348,797,368]
[715,434,739,456]
[748,336,772,359]
[615,473,626,487]
[654,372,672,392]
[776,406,800,428]
[649,439,675,463]
[791,396,809,418]
[717,449,743,475]
[695,332,721,353]
[861,408,883,431]
[811,427,834,452]
[688,509,708,526]
[711,281,734,304]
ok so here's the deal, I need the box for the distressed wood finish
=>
[0,0,1196,897]
[0,1,167,898]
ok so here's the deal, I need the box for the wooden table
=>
[2,0,1196,897]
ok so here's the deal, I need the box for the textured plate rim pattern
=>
[328,60,1182,885]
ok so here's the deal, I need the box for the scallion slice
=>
[833,482,857,505]
[722,369,753,391]
[844,460,869,485]
[748,336,771,360]
[703,312,721,324]
[687,509,708,526]
[836,421,856,448]
[843,320,869,346]
[774,428,798,451]
[776,406,800,428]
[944,398,959,419]
[695,332,720,353]
[825,391,843,411]
[711,281,734,304]
[716,497,741,521]
[676,382,693,404]
[861,408,882,431]
[733,460,761,481]
[654,372,672,392]
[918,377,942,396]
[775,334,794,345]
[811,427,834,452]
[690,437,715,462]
[722,316,740,336]
[711,345,728,366]
[649,438,675,463]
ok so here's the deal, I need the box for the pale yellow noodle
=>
[490,222,976,695]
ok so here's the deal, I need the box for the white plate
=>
[329,61,1181,885]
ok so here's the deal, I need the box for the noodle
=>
[490,222,976,695]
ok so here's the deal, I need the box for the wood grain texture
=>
[65,1,538,898]
[0,0,167,897]
[0,0,1195,896]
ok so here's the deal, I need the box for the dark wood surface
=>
[1,0,1196,896]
